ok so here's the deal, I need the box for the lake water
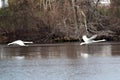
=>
[0,42,120,80]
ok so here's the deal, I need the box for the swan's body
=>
[7,40,33,46]
[80,35,106,45]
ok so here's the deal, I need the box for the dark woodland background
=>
[0,0,120,43]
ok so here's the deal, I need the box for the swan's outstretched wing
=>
[7,40,25,46]
[82,35,97,42]
[82,35,89,42]
[7,41,18,45]
[88,35,97,40]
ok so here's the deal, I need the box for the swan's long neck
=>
[7,43,12,45]
[92,39,106,43]
[23,41,33,44]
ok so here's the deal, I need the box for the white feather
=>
[80,35,106,45]
[8,40,33,46]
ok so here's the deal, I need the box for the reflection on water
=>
[0,42,120,80]
[0,43,117,59]
[80,44,112,57]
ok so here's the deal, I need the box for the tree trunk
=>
[72,0,79,35]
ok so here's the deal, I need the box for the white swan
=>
[80,35,106,45]
[7,40,33,46]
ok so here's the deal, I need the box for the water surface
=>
[0,42,120,80]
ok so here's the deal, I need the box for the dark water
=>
[0,42,120,80]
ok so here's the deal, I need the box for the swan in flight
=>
[80,35,106,45]
[7,40,33,46]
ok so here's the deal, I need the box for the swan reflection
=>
[80,53,89,58]
[0,43,119,59]
[80,44,112,57]
[13,56,25,60]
